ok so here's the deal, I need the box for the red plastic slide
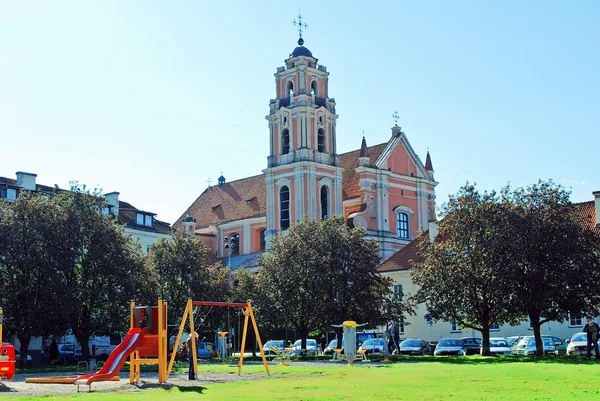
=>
[74,327,149,386]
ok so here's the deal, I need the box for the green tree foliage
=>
[0,192,70,365]
[510,181,600,355]
[57,186,150,360]
[146,230,230,336]
[412,184,524,356]
[258,217,410,350]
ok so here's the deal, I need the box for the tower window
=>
[396,212,409,239]
[280,186,290,230]
[287,81,294,98]
[282,129,290,154]
[311,81,318,96]
[317,128,325,153]
[259,229,266,250]
[320,186,330,219]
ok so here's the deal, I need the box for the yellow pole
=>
[157,299,164,383]
[0,307,3,343]
[167,299,191,376]
[162,301,168,383]
[189,301,198,377]
[129,301,135,384]
[247,302,270,376]
[238,307,250,375]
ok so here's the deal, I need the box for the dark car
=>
[42,343,78,364]
[358,339,388,355]
[396,339,432,356]
[434,338,466,356]
[460,337,483,355]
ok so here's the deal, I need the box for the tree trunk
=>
[76,334,91,361]
[480,327,491,356]
[336,328,343,353]
[17,335,31,367]
[300,327,308,351]
[529,312,544,356]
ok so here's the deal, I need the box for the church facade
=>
[175,38,437,270]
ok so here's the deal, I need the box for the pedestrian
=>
[583,316,600,360]
[49,338,59,366]
[320,334,327,355]
[187,332,199,380]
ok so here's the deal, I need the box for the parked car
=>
[358,338,388,355]
[42,343,78,364]
[566,332,589,356]
[196,341,217,359]
[288,339,318,357]
[542,335,564,347]
[263,340,286,356]
[14,348,33,366]
[324,339,342,355]
[460,337,483,355]
[483,338,512,356]
[396,338,432,356]
[515,336,557,355]
[433,338,465,356]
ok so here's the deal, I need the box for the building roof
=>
[175,142,390,228]
[0,176,59,193]
[291,45,313,58]
[377,238,423,273]
[572,201,598,231]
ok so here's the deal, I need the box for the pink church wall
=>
[386,146,417,177]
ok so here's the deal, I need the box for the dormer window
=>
[145,215,153,227]
[6,188,17,201]
[101,207,110,215]
[136,213,144,225]
[136,213,153,227]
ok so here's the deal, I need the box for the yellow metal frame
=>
[129,300,168,384]
[167,299,269,378]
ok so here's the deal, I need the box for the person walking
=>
[320,334,327,355]
[187,333,199,380]
[49,338,59,366]
[583,316,600,360]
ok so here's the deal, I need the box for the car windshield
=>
[265,341,284,348]
[363,339,384,346]
[572,334,587,342]
[439,339,463,347]
[293,339,317,348]
[400,340,422,347]
[489,340,508,347]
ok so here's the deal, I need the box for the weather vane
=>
[293,13,308,42]
[207,178,212,187]
[392,110,400,126]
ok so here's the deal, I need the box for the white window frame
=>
[569,313,583,328]
[136,213,144,225]
[393,284,403,301]
[396,212,409,239]
[450,322,462,333]
[398,319,405,335]
[144,215,153,227]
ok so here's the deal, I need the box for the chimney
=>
[104,192,120,217]
[594,191,600,228]
[15,171,37,191]
[428,221,439,242]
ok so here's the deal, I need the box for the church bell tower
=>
[263,15,344,244]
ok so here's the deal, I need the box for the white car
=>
[484,337,512,356]
[287,339,318,357]
[567,332,589,356]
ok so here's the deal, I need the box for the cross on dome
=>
[293,13,308,45]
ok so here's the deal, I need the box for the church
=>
[174,35,437,271]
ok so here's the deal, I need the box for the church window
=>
[396,212,409,239]
[280,186,290,230]
[320,185,330,219]
[311,81,318,96]
[317,128,325,153]
[282,129,290,154]
[287,81,294,98]
[230,233,240,255]
[259,229,266,250]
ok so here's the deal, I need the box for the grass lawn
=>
[12,357,600,401]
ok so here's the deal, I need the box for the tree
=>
[0,192,71,365]
[510,181,600,355]
[412,184,523,355]
[147,230,230,335]
[57,186,149,361]
[258,217,411,350]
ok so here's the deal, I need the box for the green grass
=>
[12,357,600,401]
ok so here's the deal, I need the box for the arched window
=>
[259,229,266,250]
[317,128,325,153]
[311,81,318,96]
[287,81,294,98]
[280,186,290,230]
[396,212,409,239]
[320,186,330,219]
[230,233,240,255]
[282,129,290,154]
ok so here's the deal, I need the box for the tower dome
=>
[290,38,313,58]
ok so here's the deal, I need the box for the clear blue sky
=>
[1,1,598,224]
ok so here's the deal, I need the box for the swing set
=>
[168,299,269,377]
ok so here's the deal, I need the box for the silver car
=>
[484,337,512,356]
[433,338,465,356]
[566,332,589,356]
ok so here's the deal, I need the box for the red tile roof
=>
[572,201,598,231]
[339,142,388,200]
[377,238,423,273]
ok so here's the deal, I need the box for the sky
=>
[1,1,598,224]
